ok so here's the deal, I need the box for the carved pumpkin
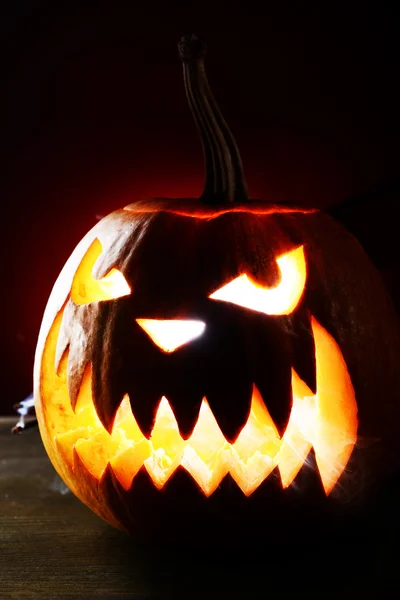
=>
[34,35,400,542]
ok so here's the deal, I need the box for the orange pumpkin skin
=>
[34,197,400,543]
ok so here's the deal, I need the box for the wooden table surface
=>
[1,418,400,599]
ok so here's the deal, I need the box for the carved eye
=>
[209,246,306,315]
[71,238,131,305]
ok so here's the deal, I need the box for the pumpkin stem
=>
[178,34,249,205]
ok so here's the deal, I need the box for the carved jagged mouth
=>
[42,313,358,498]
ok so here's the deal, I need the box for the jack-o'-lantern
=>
[34,35,400,542]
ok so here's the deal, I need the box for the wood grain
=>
[1,419,400,599]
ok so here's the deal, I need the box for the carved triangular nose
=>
[136,319,206,352]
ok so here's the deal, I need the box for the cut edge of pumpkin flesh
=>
[41,313,358,498]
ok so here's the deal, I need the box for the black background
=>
[2,2,399,414]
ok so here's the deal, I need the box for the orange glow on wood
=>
[209,246,306,315]
[40,311,358,498]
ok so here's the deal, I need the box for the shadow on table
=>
[94,481,400,599]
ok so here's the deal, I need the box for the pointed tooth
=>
[59,300,94,411]
[232,385,281,461]
[289,310,317,395]
[247,316,293,437]
[254,364,292,437]
[161,348,206,438]
[92,385,125,435]
[196,314,254,443]
[143,398,184,489]
[163,390,203,440]
[205,377,253,444]
[91,359,125,434]
[310,316,358,495]
[110,442,152,491]
[67,355,89,412]
[127,388,162,439]
[288,449,326,497]
[74,430,122,480]
[55,334,69,376]
[278,424,313,489]
[71,448,122,530]
[55,299,76,373]
[291,349,316,398]
[98,464,133,534]
[54,427,91,471]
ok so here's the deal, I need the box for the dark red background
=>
[2,3,399,414]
